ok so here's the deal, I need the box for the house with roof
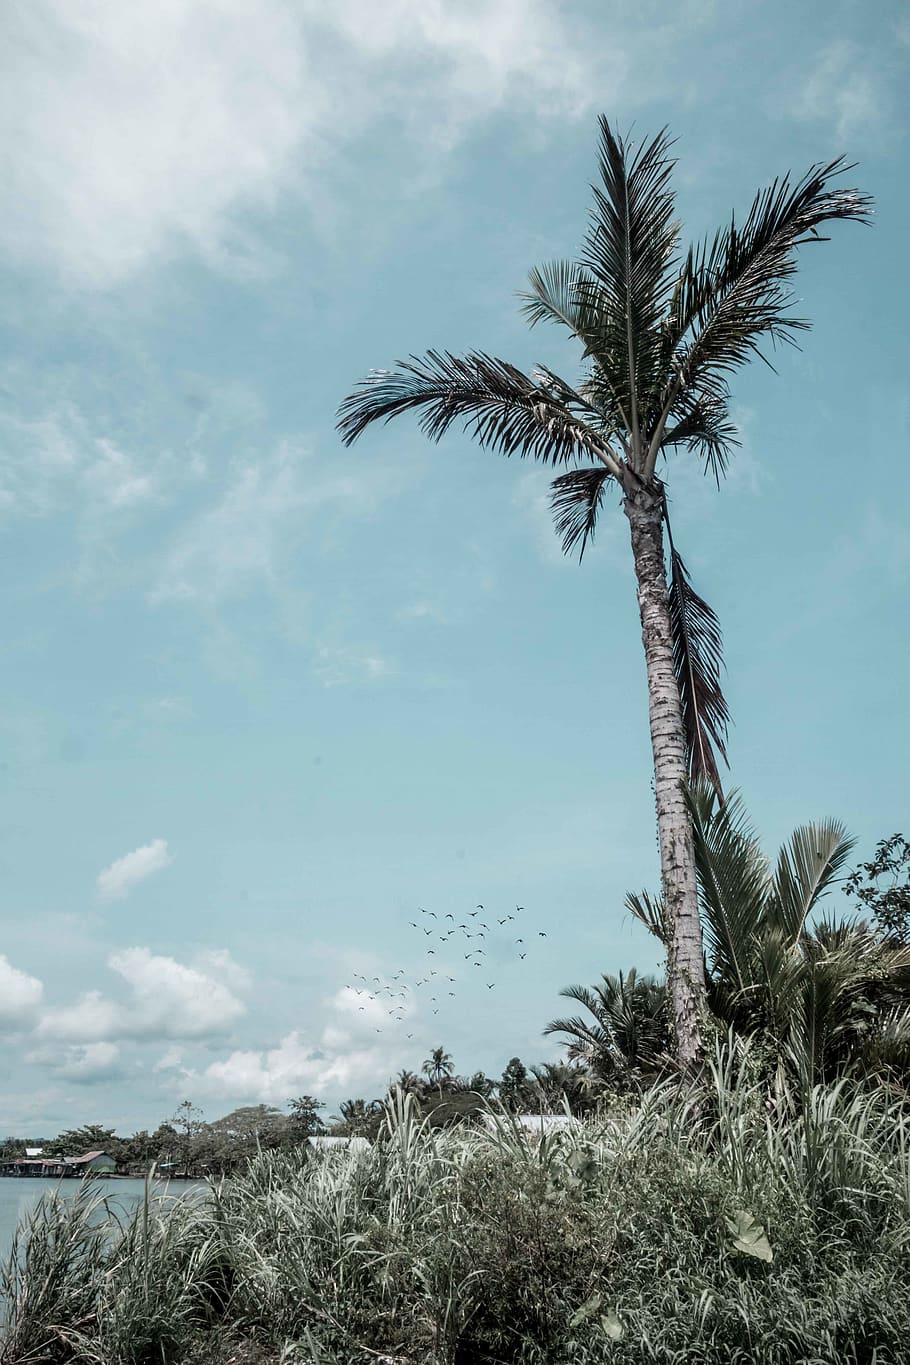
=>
[307,1135,371,1154]
[0,1149,118,1178]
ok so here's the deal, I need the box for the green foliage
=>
[50,1126,121,1159]
[6,1056,910,1363]
[626,786,910,1089]
[846,833,910,944]
[545,970,670,1090]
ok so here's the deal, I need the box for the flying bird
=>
[538,932,547,938]
[486,983,495,989]
[519,953,527,960]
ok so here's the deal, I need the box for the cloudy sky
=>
[1,0,907,1135]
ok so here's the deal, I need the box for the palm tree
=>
[528,1060,595,1113]
[422,1045,454,1098]
[629,785,910,1088]
[545,968,670,1090]
[337,118,870,1066]
[390,1069,425,1099]
[334,1097,382,1135]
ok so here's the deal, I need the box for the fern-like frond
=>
[669,159,872,397]
[767,821,855,944]
[337,350,613,467]
[548,465,615,560]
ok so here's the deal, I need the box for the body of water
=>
[0,1176,205,1261]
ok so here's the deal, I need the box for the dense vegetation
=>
[4,1050,910,1365]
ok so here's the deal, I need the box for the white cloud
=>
[111,947,248,1036]
[154,1046,184,1073]
[36,947,248,1043]
[51,1042,121,1083]
[315,645,394,688]
[190,979,416,1103]
[97,838,172,901]
[150,440,398,605]
[792,39,899,144]
[199,1029,386,1104]
[0,955,44,1027]
[0,0,615,288]
[35,990,120,1044]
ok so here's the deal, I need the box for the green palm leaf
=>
[766,820,855,943]
[668,160,872,398]
[687,785,769,996]
[336,349,616,469]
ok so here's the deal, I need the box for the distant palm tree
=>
[629,785,910,1088]
[545,969,670,1090]
[338,118,870,1067]
[334,1098,382,1135]
[422,1045,455,1098]
[529,1060,595,1112]
[391,1069,425,1098]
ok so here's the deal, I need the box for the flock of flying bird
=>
[345,905,548,1034]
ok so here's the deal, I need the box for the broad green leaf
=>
[601,1311,624,1341]
[726,1209,773,1262]
[568,1292,602,1328]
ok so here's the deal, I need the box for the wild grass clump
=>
[4,1043,910,1363]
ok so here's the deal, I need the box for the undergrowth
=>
[3,1042,910,1364]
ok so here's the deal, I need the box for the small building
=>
[0,1149,117,1178]
[307,1136,371,1154]
[66,1150,118,1176]
[24,1147,44,1158]
[481,1112,578,1136]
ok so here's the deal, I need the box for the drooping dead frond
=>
[667,536,730,794]
[549,466,615,560]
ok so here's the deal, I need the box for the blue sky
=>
[0,0,907,1135]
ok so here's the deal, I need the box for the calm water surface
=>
[0,1177,206,1260]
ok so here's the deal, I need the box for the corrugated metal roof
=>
[307,1136,371,1152]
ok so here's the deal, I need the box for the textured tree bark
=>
[624,484,705,1067]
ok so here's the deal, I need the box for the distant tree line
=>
[0,1055,592,1177]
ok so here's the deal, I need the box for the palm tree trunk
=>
[624,484,705,1067]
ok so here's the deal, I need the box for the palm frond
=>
[666,537,730,793]
[660,389,740,485]
[580,120,682,457]
[337,350,612,467]
[766,820,855,943]
[549,465,615,560]
[687,784,769,994]
[625,889,668,945]
[669,159,872,396]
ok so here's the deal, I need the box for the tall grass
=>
[4,1044,910,1362]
